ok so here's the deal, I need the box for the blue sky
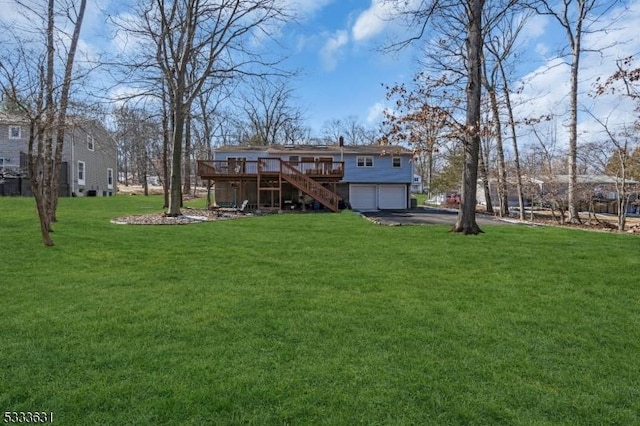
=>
[261,0,419,134]
[2,0,640,143]
[280,0,640,142]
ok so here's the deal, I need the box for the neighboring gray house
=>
[477,174,640,214]
[0,113,117,196]
[197,143,414,211]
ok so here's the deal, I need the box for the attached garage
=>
[378,185,407,209]
[349,184,377,210]
[349,184,408,210]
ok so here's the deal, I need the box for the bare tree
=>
[113,105,162,195]
[594,56,640,193]
[382,0,529,234]
[528,0,623,223]
[241,78,304,145]
[527,119,574,223]
[0,0,87,246]
[454,0,485,234]
[321,116,375,145]
[117,0,292,216]
[583,112,638,230]
[320,118,343,143]
[482,62,509,217]
[281,112,312,144]
[342,116,375,145]
[482,9,531,218]
[479,117,495,213]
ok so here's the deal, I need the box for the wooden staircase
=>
[278,160,340,212]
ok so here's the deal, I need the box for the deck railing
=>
[197,159,344,179]
[279,160,339,211]
[197,160,259,176]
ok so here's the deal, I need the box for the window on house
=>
[87,135,95,151]
[9,126,21,139]
[107,168,114,189]
[78,161,85,185]
[392,156,401,168]
[357,156,374,167]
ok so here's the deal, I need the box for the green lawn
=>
[1,196,639,425]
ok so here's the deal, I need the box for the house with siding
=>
[0,113,117,196]
[476,174,640,214]
[197,143,414,211]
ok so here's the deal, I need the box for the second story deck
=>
[197,158,344,182]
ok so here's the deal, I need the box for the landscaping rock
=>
[111,208,249,225]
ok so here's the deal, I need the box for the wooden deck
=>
[197,158,344,182]
[197,158,344,212]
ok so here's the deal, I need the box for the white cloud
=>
[319,30,349,71]
[285,0,336,20]
[352,0,391,42]
[512,1,640,148]
[521,14,549,42]
[366,102,386,125]
[535,42,550,58]
[0,0,32,29]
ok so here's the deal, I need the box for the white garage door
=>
[350,185,377,210]
[378,185,407,209]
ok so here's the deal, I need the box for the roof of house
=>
[553,174,640,185]
[215,143,413,156]
[0,112,30,124]
[0,112,108,130]
[482,174,640,186]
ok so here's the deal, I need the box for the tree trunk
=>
[427,148,434,200]
[162,98,170,209]
[566,10,584,224]
[28,128,54,246]
[36,192,54,246]
[478,143,494,214]
[183,112,192,195]
[488,89,509,217]
[452,0,483,235]
[167,102,185,216]
[617,196,627,231]
[50,0,87,222]
[499,65,525,220]
[616,173,628,231]
[143,150,149,197]
[34,0,56,245]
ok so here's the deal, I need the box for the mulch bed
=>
[111,208,250,225]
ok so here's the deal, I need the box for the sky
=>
[281,0,640,142]
[2,0,640,143]
[277,0,418,132]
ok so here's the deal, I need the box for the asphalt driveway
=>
[359,207,515,226]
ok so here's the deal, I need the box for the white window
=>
[78,161,85,185]
[392,156,402,168]
[87,135,94,151]
[9,126,21,139]
[357,156,374,167]
[107,168,113,189]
